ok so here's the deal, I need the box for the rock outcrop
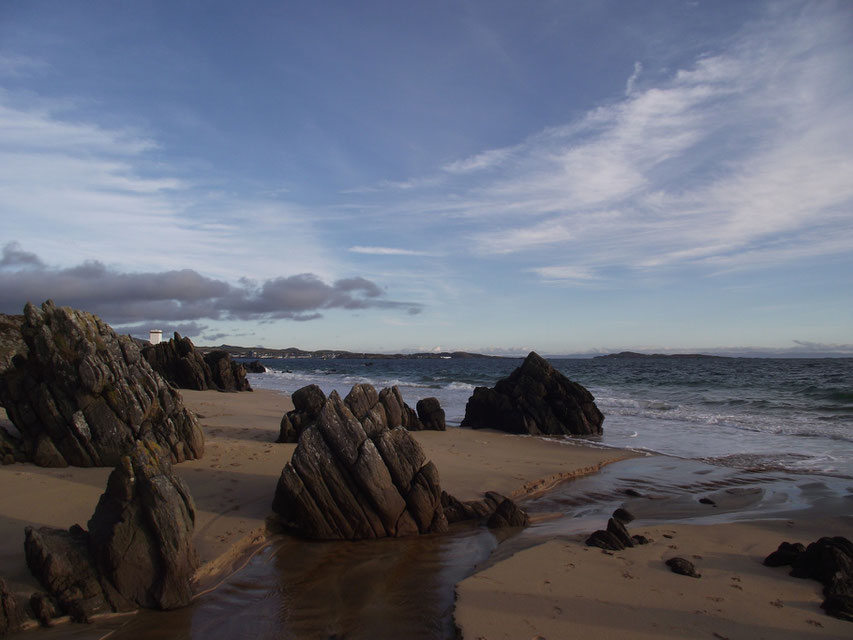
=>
[272,388,448,540]
[416,397,446,431]
[0,301,203,467]
[24,439,198,621]
[141,334,251,392]
[277,384,327,443]
[585,508,649,551]
[765,536,853,622]
[461,351,603,436]
[440,490,528,528]
[244,360,266,373]
[0,314,25,375]
[277,383,443,443]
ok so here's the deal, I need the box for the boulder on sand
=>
[24,439,198,621]
[461,351,603,436]
[0,301,203,467]
[272,388,447,540]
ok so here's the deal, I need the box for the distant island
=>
[594,351,727,359]
[196,344,506,360]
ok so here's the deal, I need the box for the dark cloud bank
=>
[0,243,422,337]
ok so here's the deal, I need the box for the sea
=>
[33,356,853,640]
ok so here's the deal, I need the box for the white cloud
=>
[371,2,853,280]
[528,266,599,283]
[348,246,433,256]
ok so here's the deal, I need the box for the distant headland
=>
[197,344,506,360]
[593,351,727,359]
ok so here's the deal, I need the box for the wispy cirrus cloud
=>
[361,2,853,282]
[348,245,434,256]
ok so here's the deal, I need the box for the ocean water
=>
[33,356,853,640]
[249,355,853,478]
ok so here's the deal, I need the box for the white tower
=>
[149,329,163,345]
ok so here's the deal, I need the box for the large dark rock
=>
[141,334,251,392]
[441,490,528,527]
[0,301,204,467]
[461,352,603,435]
[486,498,530,529]
[87,439,198,610]
[244,360,266,373]
[24,439,198,619]
[272,388,447,540]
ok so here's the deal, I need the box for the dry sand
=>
[455,515,853,639]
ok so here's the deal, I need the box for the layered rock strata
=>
[461,351,604,436]
[0,302,203,467]
[24,439,198,622]
[272,389,448,539]
[277,383,444,443]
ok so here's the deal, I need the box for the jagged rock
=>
[88,439,198,610]
[379,386,424,431]
[461,352,603,435]
[442,490,506,523]
[29,592,59,627]
[764,541,806,567]
[416,397,446,431]
[0,578,25,636]
[0,314,26,376]
[586,530,625,551]
[204,350,251,392]
[24,440,198,620]
[586,509,643,551]
[666,557,701,578]
[272,388,447,540]
[278,384,327,443]
[244,360,266,373]
[781,536,853,622]
[486,498,530,529]
[278,383,435,444]
[0,301,203,467]
[607,517,634,548]
[24,525,132,622]
[141,334,251,392]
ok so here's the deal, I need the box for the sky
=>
[1,0,852,356]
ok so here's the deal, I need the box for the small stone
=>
[666,557,701,578]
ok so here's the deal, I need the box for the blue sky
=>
[1,0,852,355]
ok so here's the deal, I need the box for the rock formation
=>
[585,508,649,551]
[272,389,448,539]
[441,490,528,528]
[277,383,444,443]
[416,397,446,431]
[244,360,266,373]
[141,333,251,392]
[0,301,203,467]
[765,536,853,622]
[278,384,327,443]
[0,578,24,636]
[0,314,25,375]
[461,351,603,436]
[24,439,198,622]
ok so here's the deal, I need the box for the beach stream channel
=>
[20,453,852,640]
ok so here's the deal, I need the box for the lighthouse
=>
[149,329,163,345]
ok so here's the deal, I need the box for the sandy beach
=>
[2,388,851,638]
